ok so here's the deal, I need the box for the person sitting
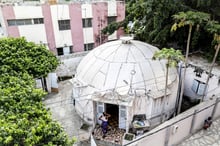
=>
[99,112,111,138]
[203,117,212,130]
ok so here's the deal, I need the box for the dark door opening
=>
[106,103,119,128]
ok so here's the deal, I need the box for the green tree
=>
[0,37,59,78]
[0,37,75,145]
[184,0,220,21]
[171,11,210,114]
[153,48,184,122]
[103,0,184,46]
[103,0,219,53]
[201,21,220,102]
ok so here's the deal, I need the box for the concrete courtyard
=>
[43,79,91,146]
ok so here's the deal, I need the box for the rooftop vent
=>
[120,36,133,44]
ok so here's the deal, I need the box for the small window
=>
[8,20,16,26]
[16,20,24,25]
[58,20,70,30]
[57,46,73,56]
[192,79,206,95]
[34,18,44,24]
[57,47,64,56]
[107,16,116,24]
[8,18,43,26]
[82,18,92,28]
[84,43,94,51]
[24,19,32,25]
[120,110,126,118]
[17,19,32,25]
[63,46,71,55]
[98,106,104,113]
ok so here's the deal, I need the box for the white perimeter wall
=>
[184,66,220,101]
[13,6,47,44]
[56,51,88,77]
[123,96,220,146]
[51,5,73,48]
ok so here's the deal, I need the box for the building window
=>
[107,16,116,24]
[58,20,70,30]
[120,105,126,118]
[82,18,92,28]
[8,20,16,26]
[192,79,206,95]
[57,46,73,56]
[33,18,44,24]
[7,18,43,26]
[84,43,94,51]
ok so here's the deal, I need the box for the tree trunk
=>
[177,24,192,114]
[161,61,169,123]
[201,43,220,102]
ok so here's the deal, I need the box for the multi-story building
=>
[0,0,125,55]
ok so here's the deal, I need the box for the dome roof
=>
[75,37,177,95]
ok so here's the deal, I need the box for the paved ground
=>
[178,117,220,146]
[43,79,91,146]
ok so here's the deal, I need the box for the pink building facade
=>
[0,1,125,55]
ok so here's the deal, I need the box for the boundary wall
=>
[124,97,220,146]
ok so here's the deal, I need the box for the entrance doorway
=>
[106,103,119,128]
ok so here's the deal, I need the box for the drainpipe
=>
[174,62,183,116]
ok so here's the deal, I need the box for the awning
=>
[91,91,135,107]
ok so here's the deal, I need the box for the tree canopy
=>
[102,0,220,57]
[0,37,75,145]
[152,47,184,119]
[153,48,184,67]
[0,37,59,78]
[103,0,185,46]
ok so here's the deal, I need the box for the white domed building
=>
[72,37,179,133]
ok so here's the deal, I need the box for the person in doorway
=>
[203,116,212,130]
[99,112,111,138]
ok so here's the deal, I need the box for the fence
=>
[123,97,220,146]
